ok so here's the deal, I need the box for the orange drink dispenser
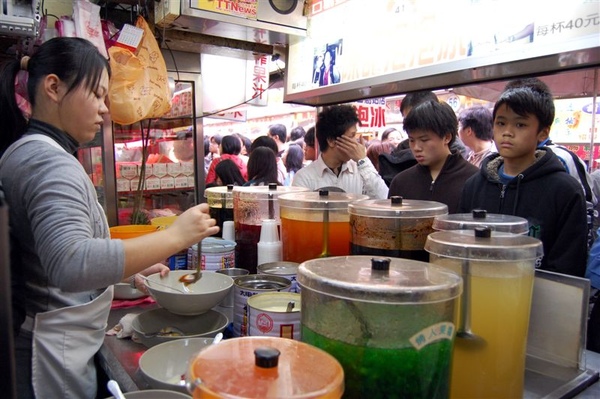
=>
[348,196,447,262]
[232,184,309,274]
[186,336,345,398]
[298,256,462,399]
[278,190,368,263]
[424,227,543,399]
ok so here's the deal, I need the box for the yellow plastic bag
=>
[108,16,171,125]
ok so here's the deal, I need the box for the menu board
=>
[286,0,599,101]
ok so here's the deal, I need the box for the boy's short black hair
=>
[403,101,458,146]
[304,126,315,147]
[316,105,360,151]
[494,77,555,131]
[400,91,439,116]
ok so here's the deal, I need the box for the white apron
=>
[1,134,114,398]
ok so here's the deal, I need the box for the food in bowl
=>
[139,337,214,392]
[145,270,233,316]
[131,307,228,348]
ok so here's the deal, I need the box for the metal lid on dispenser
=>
[205,184,235,209]
[278,190,368,210]
[297,255,462,304]
[187,336,344,398]
[425,227,543,261]
[348,196,448,218]
[232,184,310,201]
[432,209,529,234]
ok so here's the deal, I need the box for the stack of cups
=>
[222,220,235,242]
[257,219,282,267]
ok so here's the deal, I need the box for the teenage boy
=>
[292,105,388,199]
[389,101,479,213]
[459,81,587,277]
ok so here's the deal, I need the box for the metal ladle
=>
[318,190,330,258]
[456,256,486,346]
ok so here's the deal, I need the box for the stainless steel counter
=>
[99,303,600,397]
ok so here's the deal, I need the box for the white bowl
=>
[139,337,214,392]
[113,282,147,300]
[131,308,228,348]
[145,270,233,316]
[105,389,191,398]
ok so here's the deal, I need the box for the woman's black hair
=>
[220,134,242,155]
[214,159,246,186]
[0,37,110,153]
[247,146,279,185]
[285,144,304,173]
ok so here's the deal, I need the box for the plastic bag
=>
[108,16,171,125]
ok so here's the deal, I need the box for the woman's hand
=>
[134,263,170,295]
[169,203,220,249]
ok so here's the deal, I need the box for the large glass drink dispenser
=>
[279,190,368,263]
[232,184,309,274]
[348,196,447,262]
[205,184,234,238]
[425,227,543,399]
[298,256,462,399]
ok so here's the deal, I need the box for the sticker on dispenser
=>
[409,322,455,350]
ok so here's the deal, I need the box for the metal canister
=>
[247,292,301,340]
[200,237,236,271]
[257,261,301,293]
[233,274,291,337]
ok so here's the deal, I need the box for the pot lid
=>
[425,227,543,261]
[297,255,461,304]
[278,190,369,210]
[188,336,344,398]
[205,184,235,199]
[232,183,309,201]
[348,196,448,218]
[432,209,529,234]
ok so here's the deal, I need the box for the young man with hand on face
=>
[389,101,478,213]
[292,105,388,199]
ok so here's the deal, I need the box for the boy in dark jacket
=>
[459,81,587,277]
[389,101,479,213]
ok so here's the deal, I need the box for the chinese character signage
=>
[246,53,270,106]
[354,98,387,128]
[286,0,599,100]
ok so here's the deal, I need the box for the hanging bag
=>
[108,16,171,125]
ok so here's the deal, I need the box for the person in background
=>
[204,134,221,175]
[289,126,306,146]
[244,146,280,186]
[234,133,252,165]
[250,135,286,184]
[389,101,478,213]
[0,37,219,399]
[458,105,496,167]
[292,105,389,198]
[585,230,600,353]
[367,140,394,172]
[205,135,247,185]
[380,127,406,149]
[303,126,317,163]
[207,159,246,187]
[459,79,587,277]
[268,123,287,157]
[283,143,304,186]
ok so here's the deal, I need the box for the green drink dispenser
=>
[298,256,462,399]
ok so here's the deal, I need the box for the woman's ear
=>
[41,74,62,103]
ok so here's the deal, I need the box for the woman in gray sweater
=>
[0,37,218,399]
